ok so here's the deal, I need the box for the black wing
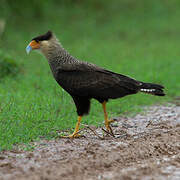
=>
[55,63,140,99]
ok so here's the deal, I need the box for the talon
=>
[61,116,83,138]
[105,120,113,130]
[62,132,82,138]
[105,122,114,136]
[102,101,115,136]
[107,119,115,124]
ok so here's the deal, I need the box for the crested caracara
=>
[26,31,165,138]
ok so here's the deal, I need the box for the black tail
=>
[139,82,165,96]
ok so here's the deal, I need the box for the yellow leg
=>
[102,101,114,134]
[63,116,82,138]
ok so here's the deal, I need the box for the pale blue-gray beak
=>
[26,40,40,54]
[26,45,32,54]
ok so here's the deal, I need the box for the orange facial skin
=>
[29,40,40,49]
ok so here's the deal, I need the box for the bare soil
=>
[0,103,180,180]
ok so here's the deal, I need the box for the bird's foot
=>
[107,119,115,124]
[105,119,115,128]
[105,119,115,136]
[61,116,83,138]
[61,131,82,138]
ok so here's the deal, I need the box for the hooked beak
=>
[26,40,40,54]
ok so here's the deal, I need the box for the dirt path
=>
[0,104,180,180]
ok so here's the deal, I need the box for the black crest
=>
[32,31,53,42]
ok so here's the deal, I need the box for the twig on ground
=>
[82,124,104,140]
[146,120,153,127]
[102,127,115,137]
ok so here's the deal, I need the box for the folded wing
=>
[55,63,140,99]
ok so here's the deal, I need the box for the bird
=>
[26,31,165,138]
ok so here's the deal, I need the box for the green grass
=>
[0,0,180,150]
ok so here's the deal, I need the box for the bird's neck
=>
[41,39,65,60]
[41,38,74,77]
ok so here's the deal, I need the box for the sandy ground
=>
[0,103,180,180]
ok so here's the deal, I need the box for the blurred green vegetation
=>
[0,0,180,150]
[0,50,22,79]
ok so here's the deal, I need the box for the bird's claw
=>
[105,119,115,137]
[61,131,82,138]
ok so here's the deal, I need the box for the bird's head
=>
[26,31,56,56]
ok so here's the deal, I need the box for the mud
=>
[0,104,180,180]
